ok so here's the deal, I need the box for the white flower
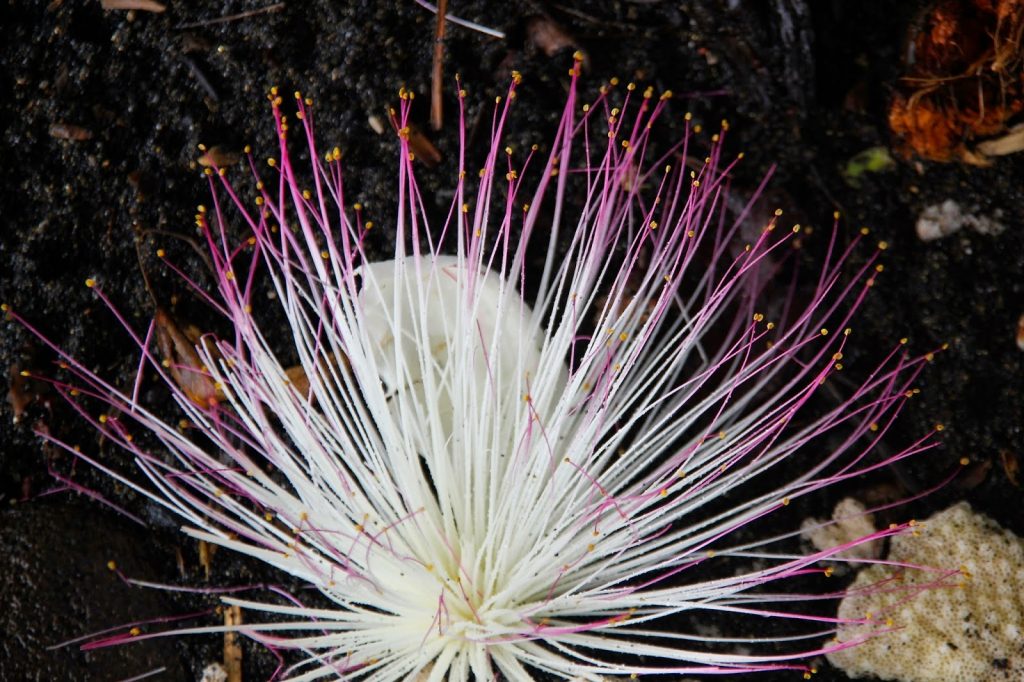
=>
[13,58,941,680]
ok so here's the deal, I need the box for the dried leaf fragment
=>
[1001,449,1021,487]
[405,124,442,167]
[154,308,224,407]
[49,123,93,141]
[284,352,348,400]
[197,145,241,168]
[8,364,50,423]
[525,15,588,68]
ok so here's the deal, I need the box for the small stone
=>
[199,662,228,682]
[915,199,1005,241]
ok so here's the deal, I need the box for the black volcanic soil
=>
[1,1,1021,680]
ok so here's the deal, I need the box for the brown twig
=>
[430,0,448,131]
[224,605,243,682]
[136,227,215,276]
[174,2,285,30]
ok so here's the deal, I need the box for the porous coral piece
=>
[828,502,1024,681]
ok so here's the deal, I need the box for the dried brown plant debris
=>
[889,0,1024,164]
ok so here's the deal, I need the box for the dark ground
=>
[1,1,1021,680]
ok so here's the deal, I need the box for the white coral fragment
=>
[800,497,881,562]
[828,502,1024,681]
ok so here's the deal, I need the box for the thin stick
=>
[174,2,285,30]
[412,0,505,39]
[430,0,448,131]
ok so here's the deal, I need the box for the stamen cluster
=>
[9,55,946,680]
